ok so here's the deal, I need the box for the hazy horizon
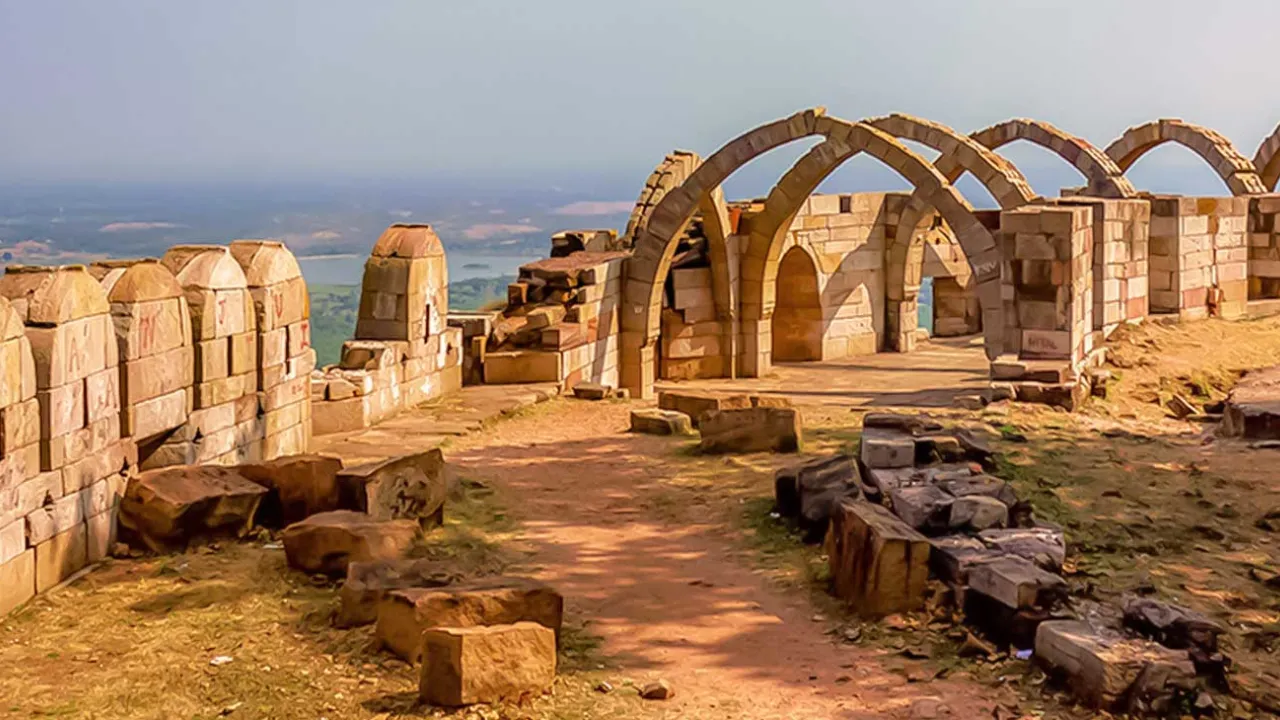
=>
[3,0,1280,198]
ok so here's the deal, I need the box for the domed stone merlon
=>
[377,577,564,662]
[158,246,261,466]
[229,240,313,461]
[0,265,130,577]
[356,224,448,345]
[117,465,268,553]
[334,447,448,527]
[280,510,420,576]
[418,622,556,707]
[89,259,194,444]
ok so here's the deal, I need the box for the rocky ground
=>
[0,318,1277,719]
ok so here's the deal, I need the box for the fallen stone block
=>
[377,577,564,662]
[826,500,930,618]
[336,558,458,628]
[418,622,556,707]
[887,484,953,533]
[657,391,750,428]
[978,527,1067,571]
[773,454,860,543]
[913,433,966,464]
[698,407,801,454]
[938,474,1018,507]
[118,466,268,553]
[1121,597,1223,655]
[860,428,915,469]
[749,394,791,408]
[237,454,344,527]
[629,408,693,436]
[948,495,1009,532]
[336,448,448,528]
[928,535,1005,586]
[968,556,1067,611]
[281,510,420,576]
[571,382,611,401]
[1221,365,1280,439]
[953,427,996,468]
[862,413,943,435]
[1035,620,1196,711]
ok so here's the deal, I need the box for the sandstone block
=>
[698,407,802,454]
[281,510,420,576]
[0,549,35,616]
[978,527,1067,571]
[337,558,456,628]
[378,578,564,662]
[657,391,750,428]
[122,344,194,405]
[860,428,915,469]
[124,387,189,440]
[967,555,1067,611]
[418,623,556,707]
[1035,620,1196,710]
[628,408,694,436]
[118,465,268,552]
[773,454,860,543]
[237,454,344,527]
[336,449,448,527]
[35,522,87,592]
[826,500,930,618]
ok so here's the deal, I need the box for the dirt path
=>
[448,401,1005,720]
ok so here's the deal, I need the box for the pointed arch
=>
[864,114,1040,350]
[1105,119,1265,196]
[738,121,1004,380]
[942,118,1137,199]
[620,107,834,396]
[1253,122,1280,192]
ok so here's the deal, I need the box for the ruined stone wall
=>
[659,266,722,379]
[1053,197,1151,337]
[482,252,623,389]
[920,229,980,337]
[1247,194,1280,299]
[311,225,463,435]
[1148,196,1248,320]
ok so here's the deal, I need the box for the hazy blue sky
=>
[3,0,1280,198]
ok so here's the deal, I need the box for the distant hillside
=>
[308,276,511,367]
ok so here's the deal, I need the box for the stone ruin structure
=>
[311,224,462,434]
[0,226,468,612]
[457,110,1280,412]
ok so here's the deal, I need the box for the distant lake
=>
[297,251,541,286]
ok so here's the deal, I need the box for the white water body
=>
[296,251,540,286]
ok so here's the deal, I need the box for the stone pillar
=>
[229,240,314,461]
[998,205,1094,366]
[1248,194,1280,300]
[737,317,772,378]
[618,330,655,400]
[1148,196,1248,320]
[0,265,134,591]
[89,260,194,457]
[161,246,261,466]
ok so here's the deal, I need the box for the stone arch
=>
[1104,119,1266,196]
[950,118,1138,199]
[1253,123,1280,192]
[621,107,832,396]
[625,150,738,380]
[160,245,261,466]
[739,121,1004,378]
[865,114,1039,351]
[771,245,823,362]
[229,240,313,461]
[88,259,193,455]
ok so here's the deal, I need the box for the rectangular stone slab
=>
[418,622,556,707]
[336,448,449,527]
[377,578,564,662]
[1035,620,1196,710]
[826,500,930,618]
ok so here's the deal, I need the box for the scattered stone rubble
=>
[773,411,1237,713]
[1221,364,1280,439]
[629,390,801,453]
